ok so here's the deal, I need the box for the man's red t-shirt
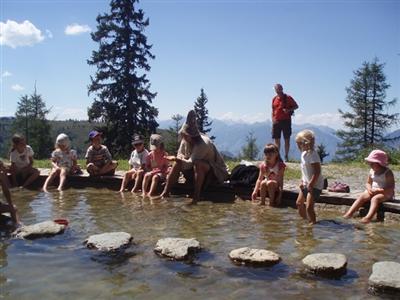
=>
[272,94,297,121]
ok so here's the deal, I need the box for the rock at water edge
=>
[229,247,281,267]
[14,221,66,239]
[154,238,200,260]
[85,232,132,252]
[302,253,347,277]
[369,261,400,295]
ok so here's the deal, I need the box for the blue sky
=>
[1,0,399,130]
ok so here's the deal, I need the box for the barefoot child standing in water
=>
[252,143,286,206]
[295,130,324,224]
[343,150,395,223]
[0,161,19,224]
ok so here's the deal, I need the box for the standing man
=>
[271,83,299,162]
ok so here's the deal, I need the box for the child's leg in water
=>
[43,168,60,192]
[306,193,316,224]
[361,194,386,223]
[142,172,152,197]
[132,170,144,192]
[259,180,267,205]
[57,168,68,191]
[296,190,307,220]
[149,174,160,197]
[343,190,371,219]
[267,180,278,206]
[120,169,135,192]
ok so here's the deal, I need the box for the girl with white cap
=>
[43,133,80,192]
[343,149,395,223]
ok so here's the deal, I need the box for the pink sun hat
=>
[365,150,388,167]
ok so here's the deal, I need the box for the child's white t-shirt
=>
[52,149,77,169]
[128,149,149,169]
[300,149,324,190]
[10,145,34,169]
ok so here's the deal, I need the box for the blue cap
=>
[89,130,101,140]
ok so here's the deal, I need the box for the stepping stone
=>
[154,238,200,260]
[85,232,132,252]
[229,247,281,267]
[14,220,66,239]
[369,261,400,295]
[302,253,347,277]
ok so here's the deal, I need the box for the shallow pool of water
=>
[1,188,400,299]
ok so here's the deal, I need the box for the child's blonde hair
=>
[295,130,315,149]
[55,133,71,150]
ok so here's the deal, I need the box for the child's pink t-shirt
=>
[260,161,286,181]
[146,150,169,176]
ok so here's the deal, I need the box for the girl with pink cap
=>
[343,149,395,223]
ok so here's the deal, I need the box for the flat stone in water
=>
[85,232,132,252]
[302,253,347,277]
[369,261,400,295]
[14,221,66,239]
[229,247,281,267]
[154,238,200,260]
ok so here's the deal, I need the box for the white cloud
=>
[1,71,12,77]
[46,29,53,39]
[11,84,25,91]
[49,106,88,120]
[217,111,267,124]
[0,20,45,48]
[215,111,343,129]
[293,112,343,129]
[64,23,91,35]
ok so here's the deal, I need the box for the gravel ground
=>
[284,162,400,196]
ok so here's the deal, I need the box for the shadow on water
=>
[316,219,358,232]
[223,262,292,282]
[296,268,359,286]
[88,249,137,266]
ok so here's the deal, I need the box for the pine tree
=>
[87,0,158,157]
[317,143,329,163]
[166,114,183,153]
[194,88,214,139]
[13,86,52,158]
[241,131,259,161]
[336,58,398,160]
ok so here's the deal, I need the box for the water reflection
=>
[1,189,400,299]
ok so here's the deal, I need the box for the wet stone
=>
[14,221,66,239]
[229,247,281,267]
[85,232,132,252]
[369,261,400,295]
[154,238,201,260]
[302,253,347,277]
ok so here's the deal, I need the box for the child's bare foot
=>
[360,217,371,224]
[343,213,351,219]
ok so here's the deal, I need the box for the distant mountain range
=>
[159,118,400,162]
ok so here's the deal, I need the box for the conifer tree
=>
[194,88,214,139]
[87,0,158,156]
[336,58,398,160]
[317,143,329,163]
[166,114,183,153]
[13,86,52,158]
[241,131,259,160]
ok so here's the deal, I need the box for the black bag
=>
[229,164,259,187]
